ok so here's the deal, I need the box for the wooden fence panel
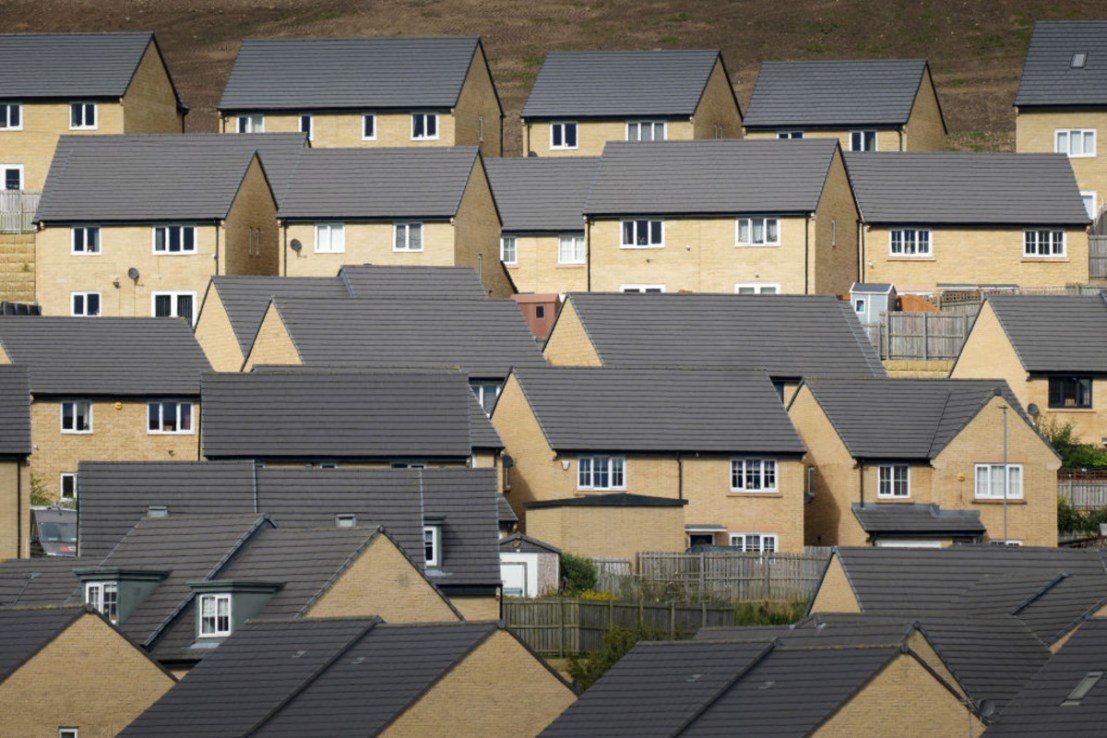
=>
[1060,480,1107,510]
[0,191,39,234]
[1091,236,1107,280]
[635,549,831,602]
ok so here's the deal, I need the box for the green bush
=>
[559,553,597,595]
[29,474,51,507]
[1059,496,1107,534]
[734,598,808,626]
[1039,420,1107,470]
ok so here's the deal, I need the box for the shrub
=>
[1039,419,1107,470]
[559,553,597,595]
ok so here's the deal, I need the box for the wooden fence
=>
[1059,478,1107,510]
[1091,235,1107,280]
[863,312,974,360]
[634,548,831,602]
[0,190,39,234]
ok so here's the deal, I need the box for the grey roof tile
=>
[0,32,155,98]
[500,532,560,554]
[985,294,1107,374]
[0,559,82,607]
[338,265,487,299]
[0,607,87,683]
[0,366,30,457]
[852,503,985,535]
[485,157,596,233]
[1015,21,1107,107]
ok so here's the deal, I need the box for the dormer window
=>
[199,593,232,637]
[335,513,356,528]
[424,524,441,568]
[85,581,118,623]
[1072,52,1088,69]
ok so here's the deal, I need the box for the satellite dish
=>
[1027,403,1040,417]
[290,239,302,252]
[127,267,140,281]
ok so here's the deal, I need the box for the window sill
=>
[557,263,586,268]
[973,498,1027,505]
[1021,257,1068,262]
[873,497,913,503]
[736,243,781,248]
[887,256,935,261]
[620,245,665,250]
[729,490,783,498]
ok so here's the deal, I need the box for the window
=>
[148,401,194,434]
[61,401,92,433]
[621,220,664,248]
[1072,52,1089,69]
[1082,191,1098,221]
[199,593,232,637]
[500,235,517,264]
[850,130,877,151]
[60,472,77,501]
[1063,671,1103,707]
[1056,129,1096,157]
[85,581,118,622]
[1049,376,1092,409]
[730,459,777,492]
[1024,230,1065,257]
[336,513,357,528]
[735,283,780,294]
[59,729,79,738]
[71,292,100,317]
[729,533,778,553]
[550,122,578,150]
[362,114,376,140]
[777,131,804,140]
[2,165,22,191]
[975,463,1023,500]
[736,217,780,246]
[0,103,20,130]
[424,525,441,567]
[535,306,545,319]
[626,121,666,141]
[411,113,438,140]
[153,291,195,326]
[71,226,100,255]
[578,456,626,490]
[620,284,665,293]
[299,114,313,140]
[558,235,585,264]
[890,229,931,256]
[236,114,263,133]
[471,382,501,415]
[394,222,423,252]
[854,298,867,314]
[70,102,96,130]
[153,225,196,254]
[315,223,345,253]
[877,464,910,498]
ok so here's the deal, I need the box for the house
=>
[0,365,30,558]
[0,606,176,736]
[492,367,807,557]
[743,59,947,151]
[276,147,509,296]
[1014,21,1107,228]
[520,49,742,157]
[500,533,560,598]
[845,151,1091,293]
[485,157,598,296]
[788,378,1060,547]
[582,139,859,295]
[951,294,1107,446]
[33,133,308,319]
[219,37,504,157]
[0,316,210,503]
[121,618,575,737]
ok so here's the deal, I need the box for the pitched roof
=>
[844,152,1089,225]
[584,139,839,216]
[0,366,30,457]
[0,317,210,395]
[0,32,157,99]
[744,59,930,127]
[500,532,561,555]
[485,157,597,232]
[511,367,805,453]
[851,503,985,536]
[802,378,1029,460]
[35,134,306,222]
[0,559,81,607]
[338,265,487,299]
[1015,21,1107,107]
[522,49,724,119]
[0,606,86,683]
[277,147,481,220]
[219,37,483,111]
[562,293,886,379]
[985,294,1107,374]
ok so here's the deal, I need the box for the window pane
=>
[148,403,159,431]
[154,294,172,318]
[738,219,750,243]
[363,115,375,138]
[87,293,100,316]
[766,219,778,242]
[427,115,437,137]
[410,224,422,249]
[1057,130,1069,154]
[650,221,662,244]
[622,222,633,245]
[178,295,194,325]
[565,123,577,147]
[552,125,563,148]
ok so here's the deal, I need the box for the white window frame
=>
[471,382,501,415]
[59,729,79,738]
[299,113,313,141]
[621,220,664,248]
[1082,191,1098,221]
[500,235,517,265]
[729,533,778,553]
[147,400,194,435]
[236,114,264,133]
[411,113,439,141]
[877,464,910,498]
[60,472,77,501]
[854,297,867,315]
[362,114,377,141]
[1023,230,1066,258]
[1,164,23,191]
[736,217,781,246]
[151,291,197,326]
[889,228,932,257]
[314,222,346,254]
[69,102,97,130]
[1055,128,1096,158]
[70,226,101,255]
[70,292,101,317]
[550,121,578,150]
[0,103,21,131]
[975,463,1023,500]
[558,234,585,264]
[777,131,804,140]
[393,222,424,252]
[60,400,92,434]
[424,524,441,567]
[577,456,626,491]
[152,225,197,255]
[735,283,780,295]
[626,120,666,141]
[199,593,232,637]
[85,581,118,623]
[730,458,778,493]
[620,284,666,293]
[850,130,877,152]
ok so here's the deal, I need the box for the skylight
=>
[1072,52,1088,69]
[1062,671,1103,706]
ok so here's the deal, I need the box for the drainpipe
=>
[677,453,684,501]
[214,221,221,276]
[859,462,865,508]
[17,462,22,558]
[586,218,593,291]
[805,213,813,294]
[281,222,288,277]
[859,223,866,282]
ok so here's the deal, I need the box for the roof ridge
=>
[668,640,779,735]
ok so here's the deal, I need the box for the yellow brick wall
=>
[1,101,124,191]
[450,595,501,621]
[222,157,280,278]
[242,303,302,371]
[905,630,967,703]
[525,119,695,157]
[808,555,862,614]
[224,110,459,148]
[503,234,588,295]
[381,629,575,738]
[541,301,602,367]
[283,221,456,277]
[861,224,1089,292]
[121,42,186,135]
[526,505,686,566]
[193,286,247,373]
[452,160,510,297]
[0,612,176,738]
[491,375,561,526]
[692,60,743,140]
[0,234,35,303]
[812,150,861,295]
[452,47,504,157]
[0,461,30,560]
[904,71,947,152]
[1016,109,1107,213]
[745,129,904,152]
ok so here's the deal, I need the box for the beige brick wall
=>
[0,612,175,738]
[242,303,303,371]
[0,234,35,303]
[745,129,904,152]
[904,71,947,152]
[692,60,743,140]
[453,160,510,297]
[808,555,862,614]
[812,150,861,295]
[542,301,602,367]
[224,110,459,148]
[1,101,125,191]
[526,505,686,566]
[452,47,504,158]
[1016,109,1107,213]
[450,595,501,621]
[491,375,560,526]
[222,157,280,278]
[503,234,588,295]
[0,461,29,560]
[525,119,695,157]
[194,285,247,373]
[283,221,456,277]
[381,629,575,738]
[121,42,186,135]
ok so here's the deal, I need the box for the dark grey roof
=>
[500,532,560,555]
[0,559,81,607]
[277,147,481,220]
[525,493,688,510]
[266,297,546,380]
[803,378,1029,460]
[851,503,985,536]
[0,366,30,457]
[563,293,886,379]
[0,32,154,99]
[985,294,1107,374]
[498,494,518,524]
[521,49,723,119]
[1015,21,1107,107]
[584,140,839,216]
[35,134,306,222]
[338,265,487,299]
[844,152,1090,225]
[219,37,483,111]
[485,157,596,233]
[0,607,86,683]
[0,317,210,396]
[510,367,805,453]
[744,59,929,127]
[421,470,503,587]
[201,371,478,460]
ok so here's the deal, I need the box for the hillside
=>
[2,0,1104,154]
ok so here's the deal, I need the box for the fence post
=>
[558,599,565,658]
[762,558,771,599]
[923,314,929,360]
[883,319,890,360]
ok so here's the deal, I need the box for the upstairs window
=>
[2,165,22,191]
[621,220,663,248]
[148,401,194,434]
[424,524,441,567]
[1056,129,1096,158]
[70,102,96,130]
[626,121,666,141]
[60,472,77,501]
[299,114,313,141]
[0,103,21,130]
[71,226,100,255]
[578,456,625,490]
[153,225,196,254]
[736,217,780,246]
[877,464,910,498]
[71,292,100,317]
[736,283,780,295]
[61,400,92,433]
[1024,230,1065,257]
[850,130,877,151]
[153,291,195,326]
[500,235,517,265]
[558,235,585,264]
[975,464,1023,500]
[777,131,804,140]
[412,113,438,140]
[471,381,501,415]
[394,222,423,252]
[362,114,376,141]
[731,459,777,492]
[890,228,931,257]
[550,122,578,150]
[1049,376,1092,409]
[85,581,118,623]
[315,223,345,253]
[199,593,232,637]
[236,114,263,133]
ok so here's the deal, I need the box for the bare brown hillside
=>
[2,0,1104,153]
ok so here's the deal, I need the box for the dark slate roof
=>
[844,152,1090,225]
[0,366,30,457]
[744,59,929,127]
[35,134,306,222]
[525,493,687,510]
[0,607,86,683]
[0,559,81,607]
[420,468,503,586]
[277,147,481,220]
[0,317,210,396]
[522,49,723,119]
[803,378,1028,460]
[485,157,596,233]
[500,532,561,555]
[511,367,805,453]
[219,37,482,111]
[201,371,478,460]
[498,494,518,524]
[563,293,886,379]
[852,503,985,536]
[338,265,487,299]
[584,139,838,216]
[0,32,154,99]
[267,297,546,379]
[985,294,1107,374]
[1014,21,1107,108]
